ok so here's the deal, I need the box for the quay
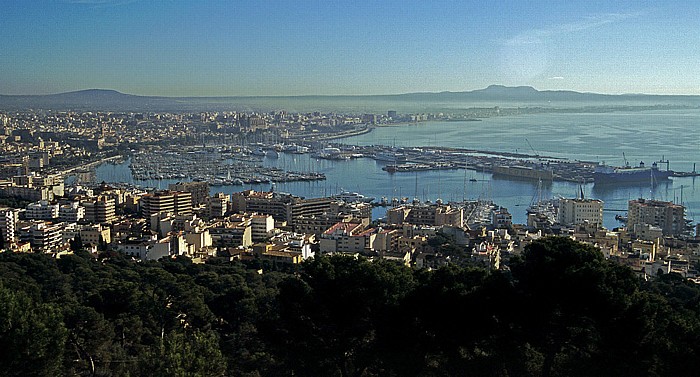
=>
[59,154,124,176]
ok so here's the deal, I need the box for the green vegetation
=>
[1,237,700,376]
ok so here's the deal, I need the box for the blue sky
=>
[1,0,698,96]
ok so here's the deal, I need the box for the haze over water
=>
[344,110,700,171]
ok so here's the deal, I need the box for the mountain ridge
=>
[1,86,698,112]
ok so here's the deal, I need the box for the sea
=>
[95,109,700,230]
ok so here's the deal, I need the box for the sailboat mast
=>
[414,171,418,200]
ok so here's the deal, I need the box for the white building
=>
[0,208,19,247]
[117,237,171,260]
[557,198,604,227]
[118,241,153,260]
[59,202,85,223]
[26,200,59,220]
[251,214,275,241]
[23,221,64,253]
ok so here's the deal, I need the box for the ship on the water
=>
[374,151,408,163]
[332,190,375,203]
[593,160,673,184]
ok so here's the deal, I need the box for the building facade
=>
[557,198,604,227]
[627,199,686,237]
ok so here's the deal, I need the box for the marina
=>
[128,147,326,185]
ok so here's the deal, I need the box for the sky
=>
[1,0,699,96]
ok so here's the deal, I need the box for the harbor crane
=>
[525,138,540,159]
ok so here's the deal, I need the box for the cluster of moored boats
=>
[129,148,325,185]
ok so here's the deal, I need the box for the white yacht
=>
[332,190,375,203]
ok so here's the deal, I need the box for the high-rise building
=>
[251,214,275,241]
[0,208,19,247]
[81,195,116,224]
[140,190,193,218]
[207,192,230,218]
[169,181,209,206]
[231,190,295,222]
[288,197,334,224]
[627,199,686,236]
[557,198,604,227]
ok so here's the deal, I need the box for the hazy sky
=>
[1,0,699,96]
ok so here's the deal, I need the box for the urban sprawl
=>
[0,109,696,281]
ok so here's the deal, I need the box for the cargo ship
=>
[593,161,673,184]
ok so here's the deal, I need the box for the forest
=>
[1,236,700,377]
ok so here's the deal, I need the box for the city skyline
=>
[2,0,699,96]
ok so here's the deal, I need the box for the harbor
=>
[83,110,700,231]
[93,147,700,232]
[278,142,696,184]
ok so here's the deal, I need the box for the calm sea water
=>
[96,110,700,230]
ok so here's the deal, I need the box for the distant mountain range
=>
[1,85,698,112]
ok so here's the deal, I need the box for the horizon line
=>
[2,85,700,98]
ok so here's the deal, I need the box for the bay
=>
[96,110,700,231]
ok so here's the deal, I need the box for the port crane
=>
[524,138,540,159]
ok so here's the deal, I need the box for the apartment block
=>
[26,200,59,220]
[0,208,19,247]
[140,190,193,218]
[59,202,85,222]
[628,199,686,237]
[82,195,116,224]
[557,198,604,227]
[169,181,209,206]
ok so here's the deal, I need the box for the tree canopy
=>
[1,237,699,376]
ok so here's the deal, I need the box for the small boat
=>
[383,165,397,173]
